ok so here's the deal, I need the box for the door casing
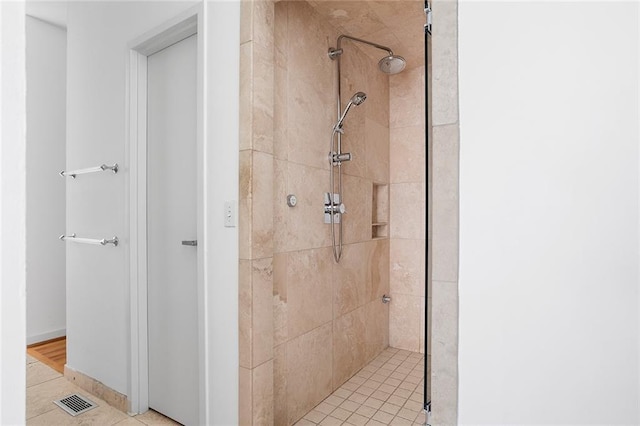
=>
[126,6,205,421]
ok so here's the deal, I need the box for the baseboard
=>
[27,328,66,345]
[64,365,129,413]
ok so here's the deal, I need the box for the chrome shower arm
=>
[329,34,395,58]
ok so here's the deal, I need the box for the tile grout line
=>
[26,366,64,388]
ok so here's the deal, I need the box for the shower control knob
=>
[324,202,346,215]
[286,194,297,207]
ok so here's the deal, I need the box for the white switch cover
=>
[224,201,236,227]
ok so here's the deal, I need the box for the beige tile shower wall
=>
[239,0,276,425]
[389,64,426,354]
[272,2,391,425]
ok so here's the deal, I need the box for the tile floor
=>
[27,348,427,426]
[296,348,427,426]
[26,354,179,425]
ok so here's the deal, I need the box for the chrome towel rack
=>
[60,163,118,178]
[59,233,119,247]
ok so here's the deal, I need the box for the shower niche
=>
[372,183,389,239]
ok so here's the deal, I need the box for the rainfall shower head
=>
[378,54,406,74]
[334,92,367,131]
[329,35,407,75]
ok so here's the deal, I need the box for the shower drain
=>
[54,394,97,416]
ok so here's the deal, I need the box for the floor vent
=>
[54,394,97,416]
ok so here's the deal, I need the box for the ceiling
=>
[307,0,426,69]
[23,0,426,68]
[25,1,68,28]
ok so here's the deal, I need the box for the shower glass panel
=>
[425,0,432,413]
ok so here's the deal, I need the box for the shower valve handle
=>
[324,202,346,215]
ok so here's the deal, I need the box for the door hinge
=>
[424,2,432,35]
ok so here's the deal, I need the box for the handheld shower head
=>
[335,91,367,130]
[351,91,367,106]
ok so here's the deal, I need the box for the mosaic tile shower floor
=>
[296,348,427,426]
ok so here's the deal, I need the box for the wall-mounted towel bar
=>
[60,163,118,178]
[59,233,119,246]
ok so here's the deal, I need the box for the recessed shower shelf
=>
[372,224,388,239]
[372,183,389,239]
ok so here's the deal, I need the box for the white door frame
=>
[126,5,205,422]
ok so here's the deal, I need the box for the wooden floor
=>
[27,337,66,374]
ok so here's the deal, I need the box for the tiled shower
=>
[239,0,459,424]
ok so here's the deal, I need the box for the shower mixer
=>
[324,193,345,224]
[326,34,406,263]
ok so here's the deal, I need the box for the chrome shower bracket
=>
[324,193,345,224]
[331,152,352,166]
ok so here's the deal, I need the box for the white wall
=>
[459,2,639,424]
[0,1,27,423]
[204,2,240,423]
[65,0,198,395]
[65,2,240,422]
[0,1,239,422]
[26,16,67,345]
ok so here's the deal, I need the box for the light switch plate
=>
[224,201,236,227]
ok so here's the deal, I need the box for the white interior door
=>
[147,33,199,425]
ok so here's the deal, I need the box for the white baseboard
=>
[27,328,66,345]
